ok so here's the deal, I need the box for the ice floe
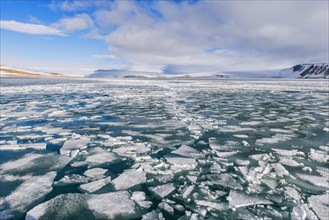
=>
[78,176,112,193]
[227,190,273,208]
[149,183,175,198]
[308,194,329,220]
[26,191,147,220]
[112,169,147,190]
[60,137,90,157]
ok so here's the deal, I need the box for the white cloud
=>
[91,0,328,73]
[52,14,93,32]
[93,54,117,59]
[0,20,66,36]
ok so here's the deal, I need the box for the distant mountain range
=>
[89,63,329,79]
[1,63,328,79]
[0,65,63,78]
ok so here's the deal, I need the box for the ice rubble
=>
[26,191,148,220]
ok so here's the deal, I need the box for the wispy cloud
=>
[93,54,117,60]
[52,13,93,32]
[0,20,66,36]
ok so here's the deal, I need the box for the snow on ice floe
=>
[227,190,273,208]
[171,145,203,158]
[308,194,329,220]
[54,174,90,186]
[0,152,71,176]
[26,191,148,220]
[207,173,243,190]
[291,204,318,220]
[83,168,107,179]
[1,172,57,219]
[79,176,112,193]
[60,137,90,157]
[0,152,72,218]
[295,173,329,189]
[149,183,175,198]
[85,147,118,165]
[1,141,47,151]
[308,149,329,163]
[112,169,147,190]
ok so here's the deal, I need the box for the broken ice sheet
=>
[85,147,118,165]
[171,144,203,158]
[207,173,243,190]
[1,172,57,219]
[112,169,147,190]
[149,183,175,198]
[227,190,273,208]
[79,176,112,193]
[60,137,90,157]
[308,193,329,220]
[26,191,148,220]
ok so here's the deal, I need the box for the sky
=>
[0,0,328,76]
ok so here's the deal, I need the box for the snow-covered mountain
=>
[0,65,63,78]
[89,63,329,79]
[278,63,328,79]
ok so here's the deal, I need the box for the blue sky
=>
[1,0,328,76]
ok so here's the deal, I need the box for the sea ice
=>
[227,190,273,208]
[112,169,147,190]
[271,163,289,176]
[279,158,302,167]
[164,154,196,169]
[308,149,329,163]
[295,173,329,189]
[26,191,146,220]
[171,145,203,158]
[19,143,47,150]
[195,200,226,211]
[78,176,112,193]
[112,142,150,157]
[308,194,329,220]
[83,168,108,179]
[207,173,243,190]
[182,185,195,199]
[149,183,175,198]
[60,137,90,157]
[272,148,304,157]
[0,152,71,176]
[54,174,90,186]
[2,172,56,219]
[284,186,301,201]
[85,147,118,165]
